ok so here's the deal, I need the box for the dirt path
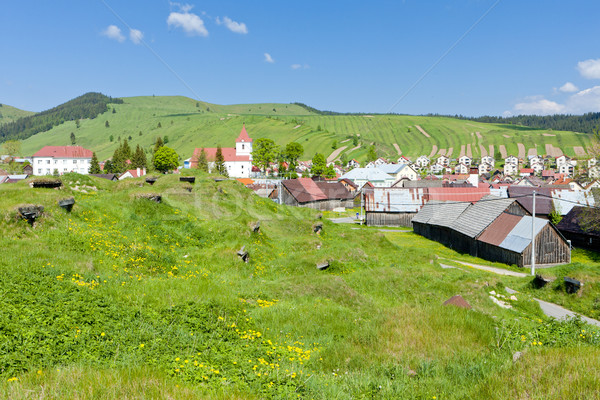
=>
[340,139,351,143]
[545,144,563,158]
[489,145,494,157]
[428,145,438,158]
[543,133,556,137]
[466,144,473,158]
[517,143,526,158]
[293,125,302,129]
[574,146,586,156]
[503,134,511,138]
[528,147,538,157]
[327,146,347,163]
[349,145,361,152]
[446,147,453,157]
[479,144,488,157]
[499,145,507,158]
[475,131,483,139]
[439,148,446,156]
[459,145,466,157]
[393,143,402,155]
[415,125,431,138]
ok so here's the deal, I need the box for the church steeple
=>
[235,124,252,158]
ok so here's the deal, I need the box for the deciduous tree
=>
[252,138,277,174]
[153,146,179,173]
[311,153,326,177]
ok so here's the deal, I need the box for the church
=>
[190,125,253,178]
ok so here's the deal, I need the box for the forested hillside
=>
[0,93,123,142]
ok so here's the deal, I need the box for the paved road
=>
[329,217,358,224]
[442,259,600,326]
[505,287,600,327]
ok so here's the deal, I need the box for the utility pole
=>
[531,191,536,276]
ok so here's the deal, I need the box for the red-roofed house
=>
[281,178,354,210]
[32,146,93,175]
[118,168,147,180]
[190,125,252,177]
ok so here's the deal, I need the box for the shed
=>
[557,206,600,250]
[412,201,471,248]
[280,178,353,210]
[363,187,427,226]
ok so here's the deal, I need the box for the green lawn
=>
[1,174,599,399]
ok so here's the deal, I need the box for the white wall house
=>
[339,167,395,188]
[32,146,93,175]
[416,155,430,168]
[505,155,519,165]
[481,155,495,166]
[397,156,411,165]
[190,125,252,178]
[504,163,518,176]
[478,162,493,175]
[458,155,472,166]
[455,163,469,174]
[437,155,450,167]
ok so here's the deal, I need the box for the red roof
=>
[235,124,253,143]
[191,147,250,166]
[520,168,534,173]
[32,146,93,159]
[426,187,490,202]
[282,178,327,203]
[120,169,146,178]
[477,213,522,246]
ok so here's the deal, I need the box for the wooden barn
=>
[280,178,354,210]
[363,187,427,227]
[412,195,571,268]
[557,206,600,251]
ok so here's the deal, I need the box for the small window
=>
[242,144,245,149]
[46,160,50,164]
[73,160,77,164]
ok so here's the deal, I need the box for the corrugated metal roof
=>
[450,195,518,238]
[427,187,490,202]
[363,187,427,213]
[498,216,547,253]
[340,168,394,182]
[508,187,554,215]
[374,164,403,174]
[411,200,470,227]
[282,178,327,203]
[552,190,595,215]
[477,213,522,246]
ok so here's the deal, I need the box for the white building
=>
[415,155,430,168]
[119,168,147,180]
[397,156,411,165]
[478,162,493,175]
[504,163,518,176]
[430,163,446,174]
[437,155,450,167]
[455,163,469,175]
[458,155,472,166]
[339,167,395,188]
[32,146,93,175]
[191,125,252,178]
[505,155,519,166]
[481,155,495,167]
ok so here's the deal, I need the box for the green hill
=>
[0,103,34,124]
[1,173,599,399]
[15,95,596,163]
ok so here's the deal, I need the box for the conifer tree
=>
[121,139,132,161]
[89,152,101,174]
[215,145,227,176]
[132,145,147,169]
[197,148,208,172]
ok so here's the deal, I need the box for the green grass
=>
[1,174,600,398]
[16,96,595,164]
[0,103,34,124]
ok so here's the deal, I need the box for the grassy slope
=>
[18,96,594,163]
[0,104,34,124]
[1,173,600,399]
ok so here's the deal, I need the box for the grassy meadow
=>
[0,104,34,124]
[16,96,596,164]
[1,173,600,399]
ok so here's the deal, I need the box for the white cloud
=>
[167,12,208,36]
[577,58,600,79]
[264,53,274,63]
[102,25,125,43]
[291,64,309,70]
[559,82,578,93]
[513,98,565,115]
[216,16,248,34]
[169,2,194,13]
[565,86,600,113]
[129,29,144,45]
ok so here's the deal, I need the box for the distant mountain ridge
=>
[0,92,123,143]
[0,103,34,125]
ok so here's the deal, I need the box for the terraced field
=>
[15,96,595,162]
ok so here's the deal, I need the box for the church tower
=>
[235,124,253,159]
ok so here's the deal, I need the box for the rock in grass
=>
[407,369,417,377]
[443,295,472,309]
[316,261,329,271]
[252,221,260,233]
[513,351,523,362]
[237,246,249,263]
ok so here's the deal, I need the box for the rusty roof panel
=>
[477,213,522,246]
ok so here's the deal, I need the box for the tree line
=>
[0,92,123,142]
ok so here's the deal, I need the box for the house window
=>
[242,144,245,149]
[37,169,42,174]
[46,160,50,164]
[73,160,77,164]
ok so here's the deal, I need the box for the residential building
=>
[455,163,469,175]
[437,155,450,167]
[415,155,430,168]
[32,146,93,175]
[458,155,472,166]
[397,156,411,165]
[481,155,495,166]
[339,167,395,188]
[505,155,519,165]
[478,162,493,175]
[504,162,518,176]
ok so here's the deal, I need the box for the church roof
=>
[236,124,252,143]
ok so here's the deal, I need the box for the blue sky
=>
[2,0,600,116]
